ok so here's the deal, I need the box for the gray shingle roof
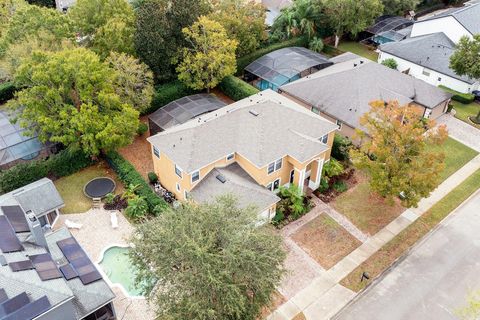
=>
[0,178,64,217]
[190,162,280,211]
[280,57,452,130]
[380,32,476,84]
[148,90,337,173]
[422,3,480,34]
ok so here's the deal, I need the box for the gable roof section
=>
[380,32,476,84]
[421,3,480,34]
[148,90,337,173]
[280,56,452,130]
[190,162,280,211]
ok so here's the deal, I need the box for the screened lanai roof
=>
[149,94,227,132]
[244,47,333,88]
[0,110,43,166]
[367,15,414,35]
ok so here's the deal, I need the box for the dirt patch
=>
[259,290,287,319]
[293,312,306,320]
[210,88,235,104]
[330,171,405,235]
[118,116,154,180]
[291,213,361,269]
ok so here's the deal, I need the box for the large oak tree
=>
[129,196,286,320]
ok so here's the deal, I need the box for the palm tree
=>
[309,36,324,52]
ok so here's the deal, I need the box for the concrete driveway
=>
[334,190,480,320]
[437,113,480,152]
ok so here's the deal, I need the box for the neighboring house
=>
[0,187,116,320]
[243,47,333,92]
[257,0,292,26]
[0,178,64,228]
[362,15,414,45]
[411,3,480,43]
[147,90,337,220]
[279,53,452,139]
[378,32,480,93]
[55,0,75,12]
[148,94,227,136]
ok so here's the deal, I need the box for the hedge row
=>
[439,85,475,104]
[0,149,94,194]
[105,151,168,214]
[0,82,16,104]
[218,75,259,101]
[143,80,196,115]
[236,36,308,75]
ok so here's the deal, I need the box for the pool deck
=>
[54,208,156,320]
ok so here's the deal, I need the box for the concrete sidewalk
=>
[267,154,480,320]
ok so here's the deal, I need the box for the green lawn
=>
[451,100,480,129]
[54,162,124,214]
[427,137,478,183]
[340,168,480,292]
[336,41,378,61]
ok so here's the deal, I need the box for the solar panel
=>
[0,292,29,317]
[57,237,102,285]
[60,263,78,280]
[3,295,51,320]
[0,216,23,253]
[0,289,8,304]
[1,206,29,233]
[9,260,34,272]
[29,253,62,281]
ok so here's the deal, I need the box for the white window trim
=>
[267,162,275,175]
[153,146,160,158]
[175,165,182,178]
[191,170,200,183]
[320,134,328,144]
[266,178,281,191]
[267,158,283,175]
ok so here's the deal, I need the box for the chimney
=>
[25,210,49,251]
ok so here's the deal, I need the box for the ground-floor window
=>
[266,178,281,191]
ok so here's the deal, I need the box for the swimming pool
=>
[99,246,143,297]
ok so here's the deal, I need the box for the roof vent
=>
[216,174,226,183]
[249,110,259,116]
[360,60,364,64]
[354,63,357,67]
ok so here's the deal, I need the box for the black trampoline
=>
[84,177,116,199]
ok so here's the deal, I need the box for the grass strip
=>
[340,168,480,292]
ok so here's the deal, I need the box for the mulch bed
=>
[314,168,357,202]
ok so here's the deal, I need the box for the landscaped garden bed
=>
[272,185,313,228]
[291,213,361,269]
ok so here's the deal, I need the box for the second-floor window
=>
[191,170,200,183]
[268,158,282,174]
[153,146,160,158]
[175,165,182,178]
[320,134,328,144]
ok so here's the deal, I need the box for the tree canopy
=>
[9,48,139,156]
[323,0,383,47]
[350,100,448,207]
[106,52,154,114]
[68,0,135,58]
[209,0,266,57]
[450,34,480,80]
[0,0,27,38]
[129,195,286,320]
[134,0,211,81]
[381,0,419,16]
[176,16,237,91]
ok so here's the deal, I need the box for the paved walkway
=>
[437,113,480,152]
[267,153,480,320]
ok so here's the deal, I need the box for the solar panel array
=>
[29,253,62,281]
[60,263,78,280]
[149,94,227,132]
[367,15,413,35]
[1,206,30,233]
[9,260,34,272]
[0,291,51,320]
[0,216,24,253]
[244,47,333,87]
[57,237,102,285]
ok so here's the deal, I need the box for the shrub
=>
[147,172,158,184]
[381,58,398,70]
[137,123,148,135]
[332,134,352,161]
[236,36,308,75]
[0,82,16,104]
[309,37,324,53]
[447,103,454,113]
[275,185,309,225]
[125,197,149,218]
[105,151,169,214]
[318,177,329,193]
[104,193,115,205]
[332,180,348,193]
[144,80,196,115]
[0,148,94,194]
[218,75,259,101]
[323,158,344,179]
[439,85,475,104]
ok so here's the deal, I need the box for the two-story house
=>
[147,89,337,220]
